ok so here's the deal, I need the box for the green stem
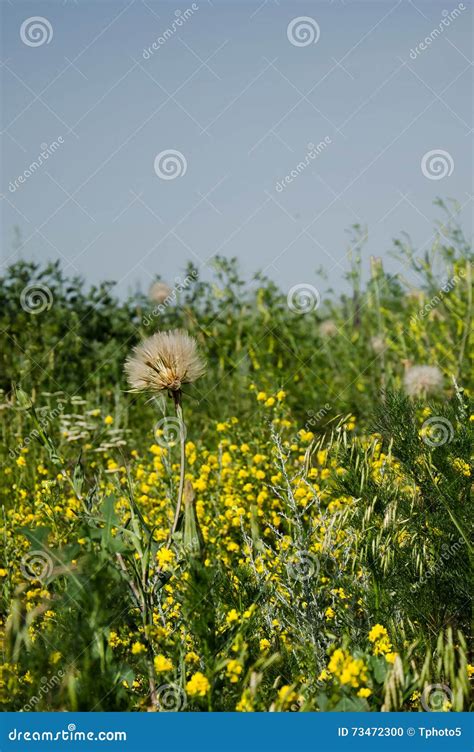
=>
[425,464,473,555]
[170,392,186,539]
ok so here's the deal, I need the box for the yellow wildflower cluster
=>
[328,649,368,688]
[368,624,397,663]
[186,671,210,697]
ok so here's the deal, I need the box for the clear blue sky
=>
[1,0,472,297]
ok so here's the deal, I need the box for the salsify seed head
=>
[403,364,443,398]
[125,329,205,394]
[149,281,172,305]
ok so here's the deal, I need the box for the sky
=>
[1,0,472,297]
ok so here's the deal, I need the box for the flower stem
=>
[170,391,186,540]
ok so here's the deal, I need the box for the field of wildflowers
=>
[0,208,472,712]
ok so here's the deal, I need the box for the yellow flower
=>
[186,671,210,697]
[467,664,474,678]
[236,691,254,712]
[104,415,114,425]
[368,624,388,642]
[131,642,146,655]
[264,397,275,408]
[226,608,239,625]
[259,638,270,651]
[154,654,173,672]
[185,651,200,664]
[278,685,299,707]
[325,606,335,620]
[108,631,121,649]
[328,649,345,673]
[156,547,175,569]
[357,687,372,698]
[276,390,286,401]
[329,649,368,688]
[256,391,267,402]
[16,456,26,467]
[226,659,243,683]
[452,457,471,477]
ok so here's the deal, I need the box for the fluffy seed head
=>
[149,281,172,305]
[125,329,205,393]
[370,335,386,355]
[403,365,443,398]
[319,319,338,338]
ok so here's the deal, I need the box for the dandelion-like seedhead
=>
[149,281,172,304]
[319,319,338,338]
[403,365,443,398]
[125,329,205,394]
[370,335,386,355]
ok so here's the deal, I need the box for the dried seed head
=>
[403,365,443,398]
[149,281,172,305]
[125,329,205,394]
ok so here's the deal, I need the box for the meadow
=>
[0,205,472,712]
